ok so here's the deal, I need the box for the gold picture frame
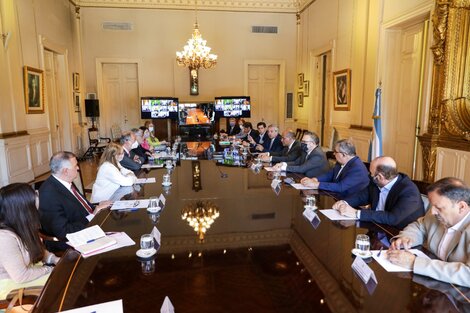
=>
[73,72,80,91]
[297,91,304,107]
[333,69,351,111]
[297,73,304,90]
[24,66,45,114]
[73,92,81,112]
[303,80,310,97]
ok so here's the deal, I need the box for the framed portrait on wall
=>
[23,66,45,114]
[73,72,80,91]
[303,80,310,97]
[297,73,304,90]
[333,69,351,111]
[297,91,304,107]
[73,92,81,112]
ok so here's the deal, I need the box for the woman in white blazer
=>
[91,143,137,202]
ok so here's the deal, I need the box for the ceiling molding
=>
[73,0,313,14]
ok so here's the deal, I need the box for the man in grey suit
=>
[273,131,328,177]
[119,131,143,173]
[388,177,470,287]
[259,129,302,164]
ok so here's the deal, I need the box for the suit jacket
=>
[39,176,92,250]
[261,135,283,153]
[242,129,259,144]
[120,149,142,173]
[316,156,369,198]
[131,145,149,163]
[227,124,241,136]
[256,132,268,145]
[271,140,302,163]
[344,173,425,229]
[286,146,329,177]
[395,211,470,287]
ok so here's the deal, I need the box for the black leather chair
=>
[82,127,110,159]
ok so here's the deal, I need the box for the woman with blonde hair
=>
[144,121,167,148]
[0,183,59,300]
[91,143,136,202]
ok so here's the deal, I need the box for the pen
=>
[86,239,96,244]
[377,247,384,257]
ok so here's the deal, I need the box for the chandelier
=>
[175,0,217,95]
[181,201,220,243]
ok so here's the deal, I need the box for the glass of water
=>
[147,196,160,213]
[355,234,370,256]
[306,195,316,208]
[140,234,154,252]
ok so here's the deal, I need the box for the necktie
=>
[71,185,94,214]
[269,139,274,150]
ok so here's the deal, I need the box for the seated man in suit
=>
[39,151,112,251]
[300,139,369,198]
[227,118,241,136]
[332,156,425,229]
[241,122,259,144]
[245,122,268,148]
[387,177,470,287]
[119,131,144,173]
[273,131,329,177]
[259,129,302,163]
[255,124,283,153]
[131,128,152,162]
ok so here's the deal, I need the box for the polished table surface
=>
[34,160,470,313]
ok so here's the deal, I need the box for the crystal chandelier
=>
[176,0,217,95]
[181,201,220,243]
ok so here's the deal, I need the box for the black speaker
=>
[85,99,99,117]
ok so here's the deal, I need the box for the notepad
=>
[111,199,150,210]
[320,209,358,220]
[66,225,117,256]
[372,249,430,272]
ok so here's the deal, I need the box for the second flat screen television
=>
[179,102,214,125]
[214,96,251,118]
[141,97,178,119]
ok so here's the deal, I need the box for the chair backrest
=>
[111,124,122,142]
[412,180,432,212]
[295,128,302,140]
[328,127,338,151]
[88,128,99,145]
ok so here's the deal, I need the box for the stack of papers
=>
[135,177,156,184]
[66,225,117,257]
[372,249,430,272]
[111,199,150,210]
[142,163,164,169]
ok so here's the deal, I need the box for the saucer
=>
[136,248,157,258]
[162,182,172,186]
[351,248,373,259]
[146,207,162,214]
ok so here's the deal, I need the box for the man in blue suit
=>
[273,131,329,177]
[255,124,283,154]
[300,139,369,198]
[332,156,425,229]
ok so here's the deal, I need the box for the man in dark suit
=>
[241,122,259,144]
[120,131,144,173]
[301,139,369,198]
[131,128,151,162]
[255,124,283,153]
[39,151,111,251]
[273,131,329,177]
[332,156,425,229]
[260,129,302,163]
[227,118,241,136]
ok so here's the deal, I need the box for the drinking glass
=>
[166,160,173,168]
[147,196,160,213]
[162,174,171,185]
[140,234,154,252]
[355,234,370,256]
[306,195,316,208]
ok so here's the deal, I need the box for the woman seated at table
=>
[0,183,59,287]
[91,143,137,203]
[144,121,167,148]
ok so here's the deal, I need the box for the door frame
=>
[244,60,285,130]
[96,58,143,137]
[38,35,72,152]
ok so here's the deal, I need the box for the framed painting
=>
[333,69,351,111]
[73,72,80,91]
[73,92,81,112]
[297,91,304,107]
[24,66,45,114]
[303,80,310,97]
[297,73,304,90]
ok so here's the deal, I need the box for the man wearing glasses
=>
[331,156,425,229]
[300,139,369,198]
[259,130,301,163]
[272,131,328,177]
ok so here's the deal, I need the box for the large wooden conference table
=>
[33,160,470,312]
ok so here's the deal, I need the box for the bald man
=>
[332,156,425,229]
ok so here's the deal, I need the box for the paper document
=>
[320,209,358,221]
[111,199,150,210]
[372,249,430,272]
[142,163,164,169]
[290,183,315,190]
[135,177,156,184]
[81,232,135,258]
[58,299,123,313]
[66,225,117,256]
[264,166,279,172]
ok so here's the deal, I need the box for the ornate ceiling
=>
[72,0,314,13]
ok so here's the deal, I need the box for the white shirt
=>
[52,174,73,193]
[91,162,137,202]
[437,211,470,260]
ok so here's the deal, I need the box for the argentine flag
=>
[368,87,383,161]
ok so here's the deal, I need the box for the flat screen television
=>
[178,102,214,125]
[214,96,251,118]
[141,97,178,119]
